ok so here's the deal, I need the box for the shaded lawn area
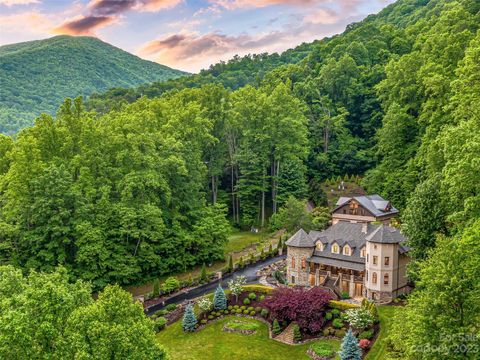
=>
[365,305,397,360]
[224,230,263,254]
[157,316,340,360]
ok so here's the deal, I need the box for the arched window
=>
[343,245,351,256]
[372,272,377,284]
[301,257,306,269]
[291,256,295,269]
[384,273,389,285]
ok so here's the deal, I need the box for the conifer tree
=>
[200,263,207,283]
[238,256,244,268]
[227,255,233,272]
[213,284,227,310]
[293,324,302,342]
[272,319,281,335]
[182,304,197,332]
[339,329,362,360]
[152,278,160,297]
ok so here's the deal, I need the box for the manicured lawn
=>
[224,231,263,254]
[157,316,340,360]
[365,305,397,360]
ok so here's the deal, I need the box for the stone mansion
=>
[286,195,411,303]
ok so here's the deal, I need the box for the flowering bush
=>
[197,297,212,318]
[263,287,332,333]
[359,339,371,350]
[345,309,375,330]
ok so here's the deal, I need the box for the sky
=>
[0,0,395,72]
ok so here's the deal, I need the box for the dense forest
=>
[0,35,186,134]
[0,0,479,357]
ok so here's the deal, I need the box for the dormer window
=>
[361,247,366,258]
[316,242,323,251]
[332,244,339,254]
[343,245,351,256]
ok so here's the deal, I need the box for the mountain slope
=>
[0,35,187,133]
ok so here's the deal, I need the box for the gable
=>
[333,199,376,217]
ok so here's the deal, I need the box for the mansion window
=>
[343,246,351,256]
[384,257,390,266]
[332,244,339,254]
[291,257,295,269]
[373,256,378,265]
[361,248,366,258]
[316,242,323,251]
[367,254,369,262]
[372,272,377,284]
[366,270,368,281]
[384,274,389,285]
[301,258,306,269]
[291,276,295,284]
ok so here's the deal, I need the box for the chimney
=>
[361,222,368,234]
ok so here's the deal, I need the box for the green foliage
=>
[243,298,251,305]
[213,285,227,310]
[154,317,168,332]
[310,342,334,357]
[225,320,260,331]
[339,329,362,360]
[228,275,246,302]
[0,35,186,133]
[325,312,333,321]
[293,324,302,342]
[163,277,180,294]
[227,254,234,272]
[165,303,177,312]
[0,266,166,359]
[182,304,197,332]
[332,319,344,329]
[272,319,281,335]
[153,279,160,297]
[261,308,269,318]
[270,196,313,232]
[344,309,375,330]
[200,264,208,284]
[248,292,257,300]
[359,329,374,340]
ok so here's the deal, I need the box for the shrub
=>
[215,312,221,317]
[235,309,242,314]
[341,291,350,299]
[359,339,371,350]
[154,317,167,332]
[327,327,335,335]
[200,319,207,325]
[331,309,340,318]
[322,328,330,337]
[248,292,257,300]
[233,305,239,309]
[165,303,177,312]
[329,300,360,311]
[260,309,269,318]
[359,329,374,340]
[263,287,332,333]
[208,315,214,320]
[240,306,246,310]
[310,342,334,357]
[247,307,254,312]
[182,305,197,332]
[163,277,180,294]
[293,324,302,342]
[228,306,233,310]
[333,318,344,329]
[255,307,262,312]
[361,298,378,320]
[243,298,251,305]
[228,275,247,302]
[345,309,375,330]
[213,285,227,310]
[272,319,281,335]
[156,309,168,316]
[335,329,346,338]
[250,311,256,316]
[211,311,217,316]
[243,310,249,314]
[243,285,273,294]
[325,312,333,320]
[200,263,207,283]
[224,310,229,315]
[259,295,265,301]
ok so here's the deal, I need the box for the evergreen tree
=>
[213,284,227,310]
[238,256,244,268]
[340,329,362,360]
[200,264,207,284]
[182,304,197,332]
[293,324,302,342]
[227,255,233,273]
[152,279,160,297]
[272,319,281,335]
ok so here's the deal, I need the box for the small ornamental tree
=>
[293,324,302,342]
[264,287,332,333]
[200,263,207,283]
[339,329,362,360]
[152,278,160,297]
[227,255,234,272]
[182,304,197,332]
[272,319,281,335]
[268,243,273,254]
[249,252,255,264]
[163,277,180,294]
[197,297,212,318]
[228,275,246,302]
[213,284,227,310]
[345,309,375,330]
[238,256,244,268]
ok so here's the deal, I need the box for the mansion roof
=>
[334,194,399,217]
[286,222,408,270]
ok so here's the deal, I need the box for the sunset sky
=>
[0,0,395,72]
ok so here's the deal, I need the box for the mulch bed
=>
[306,348,333,360]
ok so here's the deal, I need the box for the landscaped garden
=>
[154,279,382,359]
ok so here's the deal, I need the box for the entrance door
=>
[355,283,363,297]
[342,280,349,293]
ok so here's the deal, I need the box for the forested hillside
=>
[0,35,186,134]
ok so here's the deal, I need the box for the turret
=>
[285,229,315,286]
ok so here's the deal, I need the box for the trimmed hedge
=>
[329,300,360,310]
[243,285,273,294]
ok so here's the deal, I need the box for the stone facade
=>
[286,246,313,286]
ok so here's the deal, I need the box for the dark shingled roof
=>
[285,228,314,248]
[334,194,399,217]
[365,225,405,244]
[308,255,365,271]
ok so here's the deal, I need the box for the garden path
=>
[275,322,296,345]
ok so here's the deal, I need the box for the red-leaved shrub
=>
[359,339,371,350]
[263,287,332,333]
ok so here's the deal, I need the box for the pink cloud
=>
[0,0,39,5]
[53,15,118,36]
[209,0,314,9]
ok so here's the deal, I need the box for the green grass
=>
[157,316,340,360]
[224,231,263,254]
[365,305,397,360]
[225,319,261,331]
